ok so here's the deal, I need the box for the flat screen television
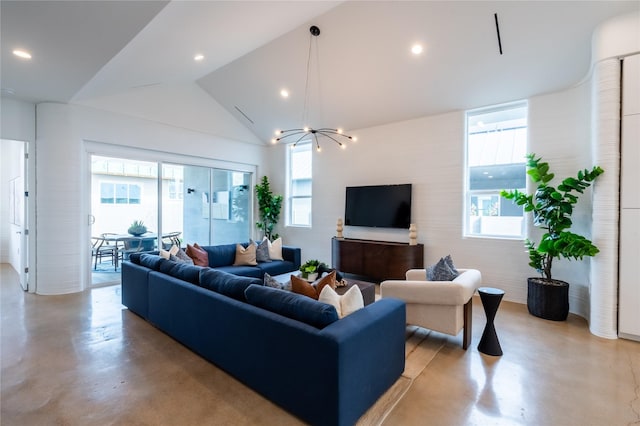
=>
[344,184,412,229]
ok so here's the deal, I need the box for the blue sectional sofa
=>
[197,242,302,278]
[121,247,406,426]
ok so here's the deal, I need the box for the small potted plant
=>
[500,153,604,321]
[127,220,147,236]
[299,259,327,281]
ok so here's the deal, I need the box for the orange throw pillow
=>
[314,271,337,295]
[291,271,337,300]
[291,274,318,299]
[186,243,209,267]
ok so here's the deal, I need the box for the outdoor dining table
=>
[92,232,181,270]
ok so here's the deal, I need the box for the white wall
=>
[274,82,593,317]
[1,97,35,142]
[35,102,268,295]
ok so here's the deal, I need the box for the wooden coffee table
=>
[336,278,376,306]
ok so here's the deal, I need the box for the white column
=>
[589,58,621,339]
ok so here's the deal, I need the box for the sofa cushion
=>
[138,253,166,271]
[214,265,263,278]
[244,284,339,329]
[199,268,262,301]
[202,243,237,268]
[256,238,271,263]
[159,259,202,285]
[257,260,298,277]
[319,284,364,318]
[186,243,209,267]
[129,251,160,265]
[233,241,258,266]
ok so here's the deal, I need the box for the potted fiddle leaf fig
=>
[255,176,283,241]
[500,153,604,321]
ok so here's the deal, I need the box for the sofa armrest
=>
[382,269,482,305]
[282,246,301,269]
[319,298,406,425]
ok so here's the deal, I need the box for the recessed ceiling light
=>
[411,44,423,55]
[280,89,289,98]
[194,54,204,61]
[13,49,32,59]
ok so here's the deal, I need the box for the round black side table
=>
[477,287,505,356]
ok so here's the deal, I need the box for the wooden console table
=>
[331,237,424,282]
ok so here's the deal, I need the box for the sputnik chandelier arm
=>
[271,25,357,152]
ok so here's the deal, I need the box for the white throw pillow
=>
[267,237,283,261]
[159,244,179,259]
[319,284,364,319]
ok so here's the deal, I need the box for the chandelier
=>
[271,26,357,152]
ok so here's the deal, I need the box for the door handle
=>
[89,214,95,225]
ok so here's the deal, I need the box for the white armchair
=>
[380,268,482,349]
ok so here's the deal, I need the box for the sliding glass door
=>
[91,155,159,285]
[91,154,253,285]
[162,164,251,247]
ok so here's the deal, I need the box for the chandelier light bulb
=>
[303,126,310,132]
[337,128,343,134]
[271,138,277,144]
[352,136,358,142]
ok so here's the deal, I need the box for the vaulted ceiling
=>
[2,1,638,144]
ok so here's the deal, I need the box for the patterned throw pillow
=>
[173,247,193,264]
[233,241,258,266]
[263,272,291,291]
[256,238,271,263]
[169,253,194,265]
[443,254,459,276]
[426,256,459,281]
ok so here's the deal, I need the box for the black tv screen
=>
[344,184,412,229]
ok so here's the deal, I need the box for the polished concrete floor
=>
[2,264,639,425]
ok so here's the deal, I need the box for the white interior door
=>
[19,143,29,290]
[5,140,28,290]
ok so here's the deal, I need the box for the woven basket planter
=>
[527,277,569,321]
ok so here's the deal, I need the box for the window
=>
[100,182,141,204]
[465,101,528,238]
[287,142,312,226]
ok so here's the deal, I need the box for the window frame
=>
[463,100,528,240]
[286,142,312,227]
[99,182,142,205]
